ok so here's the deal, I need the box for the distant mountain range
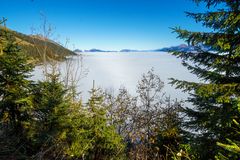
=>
[74,44,210,53]
[74,48,151,53]
[74,49,116,52]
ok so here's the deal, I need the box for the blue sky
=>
[1,0,211,50]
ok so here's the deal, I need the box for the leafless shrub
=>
[104,69,183,160]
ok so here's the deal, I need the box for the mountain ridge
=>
[0,26,76,63]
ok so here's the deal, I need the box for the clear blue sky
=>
[0,0,211,50]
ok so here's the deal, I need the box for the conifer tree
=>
[216,119,240,159]
[85,86,126,160]
[0,24,33,133]
[30,72,72,159]
[216,100,240,159]
[31,78,125,159]
[0,21,34,159]
[170,0,240,159]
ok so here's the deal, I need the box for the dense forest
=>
[0,0,239,159]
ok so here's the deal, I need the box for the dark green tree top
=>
[170,0,240,159]
[0,26,33,132]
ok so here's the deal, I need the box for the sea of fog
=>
[33,52,199,104]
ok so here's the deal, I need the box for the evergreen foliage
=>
[216,119,240,159]
[84,87,126,159]
[0,23,34,159]
[170,0,240,159]
[0,26,33,133]
[30,72,71,159]
[216,99,240,159]
[29,74,126,159]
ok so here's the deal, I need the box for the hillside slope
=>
[0,26,76,63]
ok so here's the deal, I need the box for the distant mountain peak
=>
[74,49,82,52]
[156,44,195,52]
[178,44,188,48]
[120,49,140,52]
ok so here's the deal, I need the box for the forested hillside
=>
[0,26,76,63]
